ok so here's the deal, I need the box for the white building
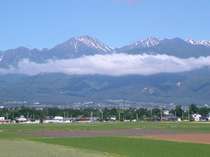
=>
[192,114,202,121]
[0,117,5,121]
[44,116,71,124]
[207,113,210,121]
[110,116,117,121]
[0,117,10,124]
[16,115,27,123]
[25,120,40,124]
[163,110,170,115]
[54,116,64,121]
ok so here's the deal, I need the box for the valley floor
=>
[1,122,210,157]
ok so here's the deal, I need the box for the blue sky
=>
[0,0,210,50]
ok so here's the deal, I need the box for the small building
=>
[76,117,92,123]
[44,116,64,123]
[161,114,177,121]
[207,113,210,121]
[0,117,5,121]
[16,115,27,123]
[132,119,137,122]
[110,116,117,121]
[43,116,73,124]
[0,117,10,124]
[192,114,202,122]
[163,110,170,116]
[177,118,182,122]
[54,116,64,121]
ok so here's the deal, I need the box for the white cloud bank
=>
[0,53,210,76]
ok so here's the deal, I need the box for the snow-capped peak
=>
[73,36,112,52]
[54,35,113,54]
[186,39,210,47]
[134,37,160,48]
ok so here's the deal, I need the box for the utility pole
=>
[100,109,103,121]
[136,113,138,121]
[184,106,187,120]
[123,111,125,121]
[182,110,184,120]
[90,111,93,121]
[27,112,29,120]
[151,109,153,120]
[6,113,8,120]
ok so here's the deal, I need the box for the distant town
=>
[0,104,210,124]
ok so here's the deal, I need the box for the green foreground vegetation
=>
[0,140,112,157]
[1,122,210,157]
[37,137,210,157]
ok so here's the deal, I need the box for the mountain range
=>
[1,36,210,67]
[1,36,210,105]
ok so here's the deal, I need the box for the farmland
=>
[0,140,111,157]
[1,122,210,157]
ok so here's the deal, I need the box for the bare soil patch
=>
[34,128,176,137]
[145,133,210,144]
[34,128,210,144]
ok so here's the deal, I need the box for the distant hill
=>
[0,69,210,104]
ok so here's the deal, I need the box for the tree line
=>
[0,104,209,121]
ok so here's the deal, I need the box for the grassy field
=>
[36,137,210,157]
[1,122,210,157]
[0,140,113,157]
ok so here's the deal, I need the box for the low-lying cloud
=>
[0,53,210,76]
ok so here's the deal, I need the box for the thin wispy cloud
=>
[0,54,210,76]
[127,0,140,5]
[114,0,140,5]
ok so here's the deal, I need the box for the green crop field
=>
[1,122,210,157]
[36,137,210,157]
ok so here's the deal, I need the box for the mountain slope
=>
[186,39,210,47]
[1,68,210,105]
[0,36,112,67]
[116,38,210,58]
[50,36,112,58]
[1,36,210,68]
